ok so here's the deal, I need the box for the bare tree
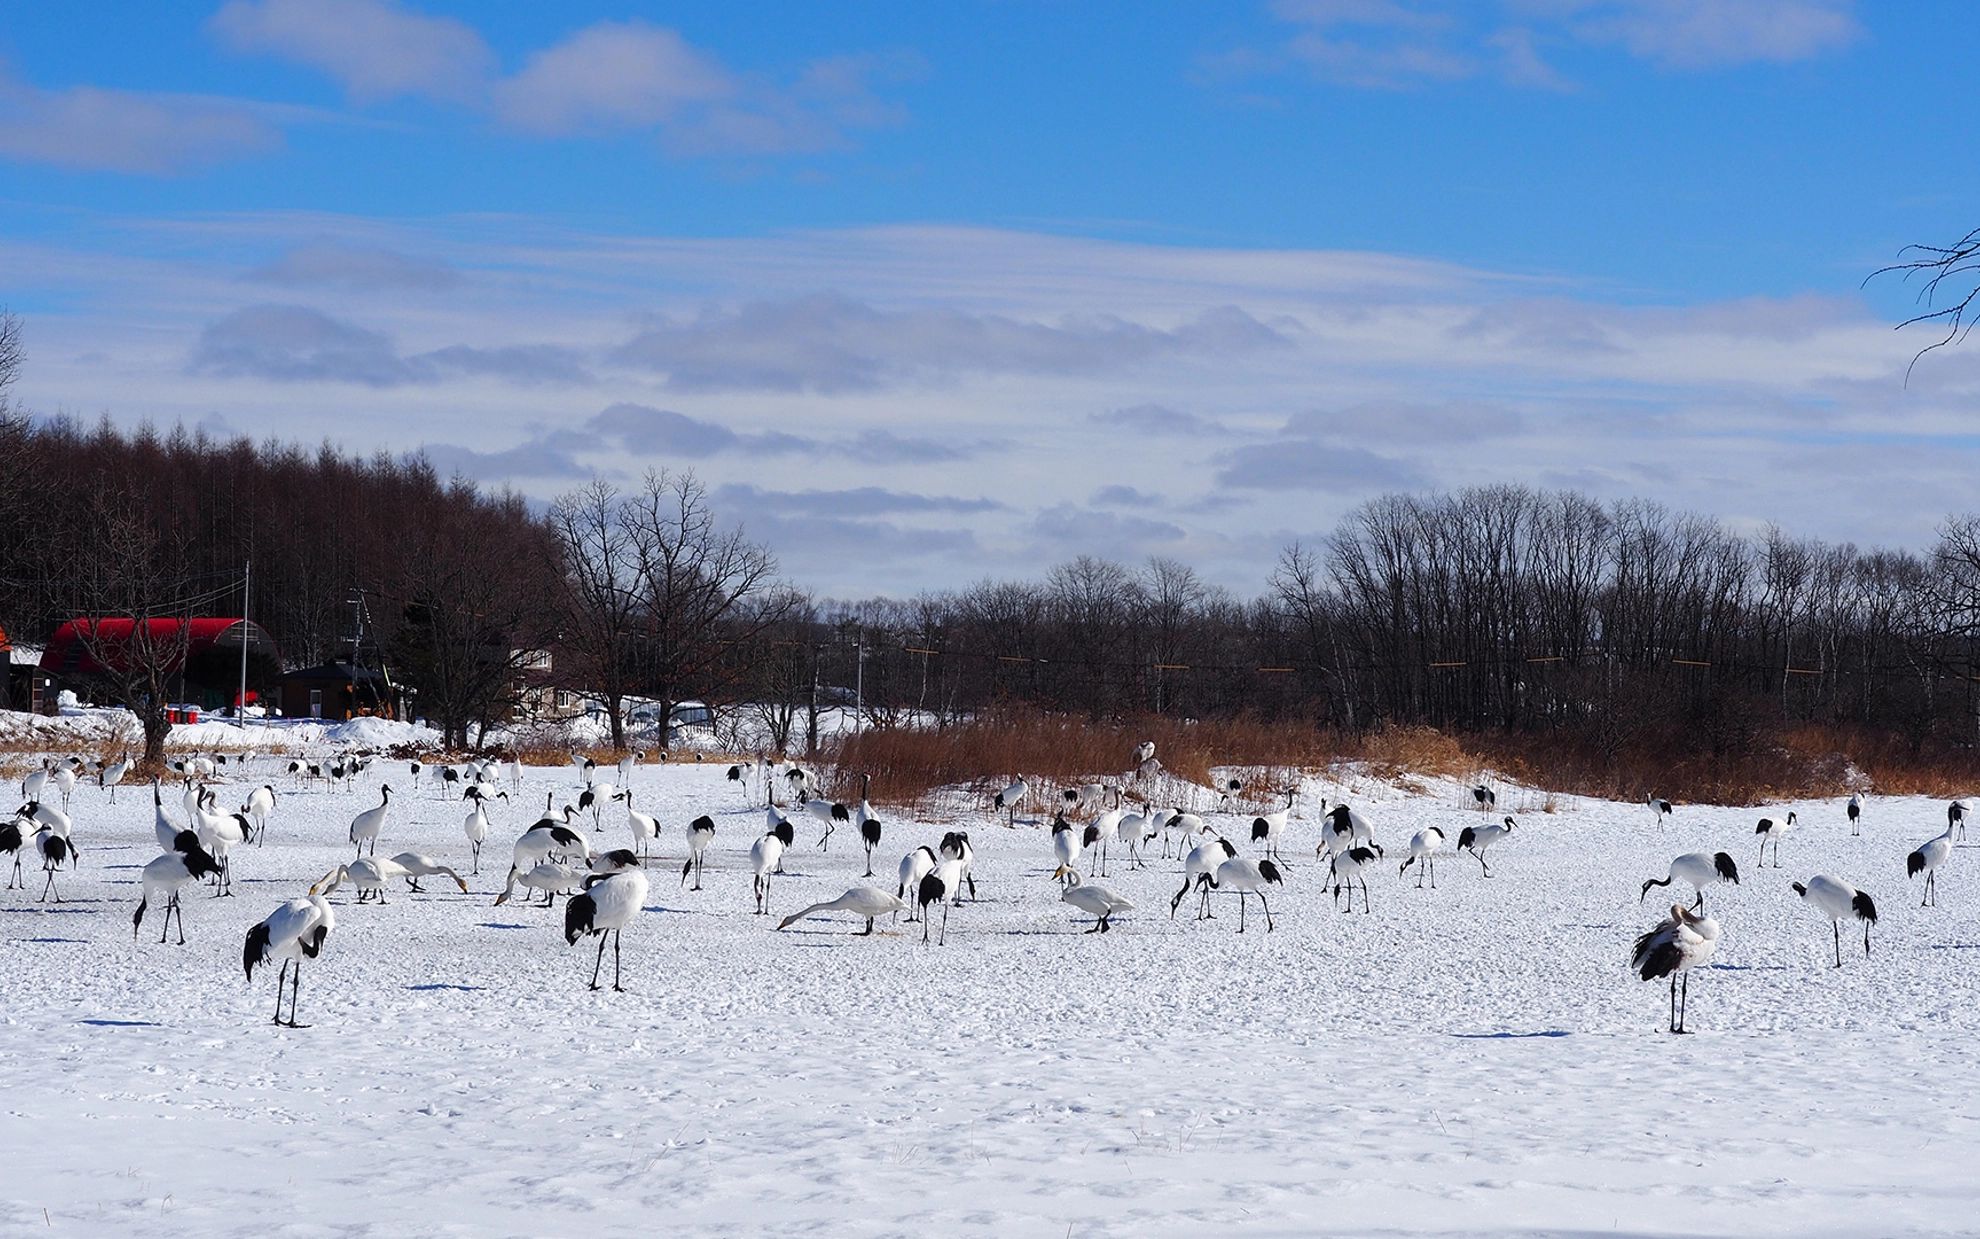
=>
[1872,229,1980,376]
[624,470,791,747]
[548,479,644,751]
[60,493,199,764]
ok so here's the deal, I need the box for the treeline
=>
[760,487,1980,787]
[0,413,558,753]
[9,394,1980,791]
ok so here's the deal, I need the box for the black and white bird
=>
[348,784,393,857]
[1050,814,1084,885]
[100,753,130,801]
[613,789,660,859]
[1398,826,1445,888]
[1329,844,1383,913]
[994,778,1029,826]
[245,784,277,846]
[916,858,969,944]
[1061,875,1133,933]
[897,845,937,920]
[1457,816,1516,877]
[1949,801,1968,843]
[464,799,495,874]
[1791,875,1878,967]
[33,827,79,903]
[1631,902,1719,1034]
[1640,851,1741,910]
[850,776,883,876]
[1754,811,1797,868]
[1646,794,1674,826]
[1216,777,1244,811]
[565,862,648,992]
[1,814,27,890]
[1908,822,1955,907]
[132,831,222,944]
[1172,835,1237,920]
[1318,803,1375,857]
[681,815,716,890]
[511,810,586,873]
[1202,856,1283,932]
[939,831,978,902]
[1846,791,1862,836]
[751,819,796,915]
[1250,788,1297,864]
[803,794,850,851]
[1471,784,1496,811]
[244,893,334,1028]
[778,885,905,935]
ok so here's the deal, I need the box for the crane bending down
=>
[778,885,905,935]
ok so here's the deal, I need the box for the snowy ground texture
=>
[5,755,1980,1237]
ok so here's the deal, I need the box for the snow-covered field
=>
[5,755,1980,1237]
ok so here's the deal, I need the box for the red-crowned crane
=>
[244,894,334,1029]
[1755,811,1797,868]
[566,863,648,991]
[1631,902,1719,1034]
[778,885,904,935]
[1457,817,1516,877]
[1791,876,1877,967]
[1640,851,1740,911]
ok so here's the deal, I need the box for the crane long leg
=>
[589,932,607,990]
[612,930,623,992]
[1864,921,1872,958]
[273,960,289,1024]
[1833,921,1842,969]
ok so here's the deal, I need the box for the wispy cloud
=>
[1213,0,1861,91]
[247,241,463,291]
[187,303,591,386]
[0,68,281,174]
[612,295,1291,393]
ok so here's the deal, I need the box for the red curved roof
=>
[40,618,278,676]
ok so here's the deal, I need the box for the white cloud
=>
[492,21,733,134]
[208,3,914,159]
[0,69,280,174]
[209,0,495,104]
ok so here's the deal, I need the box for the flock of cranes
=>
[3,745,1974,1033]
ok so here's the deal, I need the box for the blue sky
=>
[3,2,1976,596]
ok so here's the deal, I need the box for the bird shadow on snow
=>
[23,936,87,944]
[407,983,484,992]
[78,1019,159,1028]
[1450,1030,1572,1040]
[478,922,532,931]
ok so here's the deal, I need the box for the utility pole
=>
[237,559,251,724]
[854,631,865,736]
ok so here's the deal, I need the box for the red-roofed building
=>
[40,618,280,712]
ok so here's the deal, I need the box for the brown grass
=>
[824,713,1345,807]
[822,713,1980,810]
